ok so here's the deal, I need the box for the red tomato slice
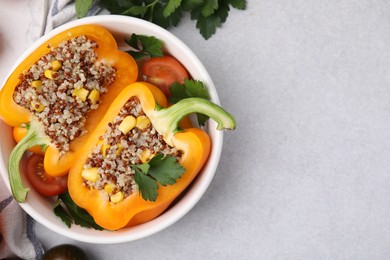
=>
[25,154,68,196]
[142,56,189,96]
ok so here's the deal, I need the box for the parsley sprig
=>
[75,0,247,39]
[124,34,212,126]
[54,192,104,230]
[53,154,185,229]
[125,33,164,60]
[169,79,210,126]
[134,154,186,202]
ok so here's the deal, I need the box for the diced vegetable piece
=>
[44,69,59,79]
[31,80,42,91]
[118,116,136,134]
[31,101,45,112]
[139,149,153,163]
[104,183,115,194]
[102,143,110,157]
[81,167,99,182]
[72,87,89,101]
[115,143,123,156]
[110,191,124,203]
[51,60,62,71]
[88,89,100,104]
[136,115,150,130]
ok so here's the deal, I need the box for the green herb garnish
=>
[75,0,93,18]
[53,154,185,228]
[75,0,247,40]
[133,154,186,202]
[54,192,104,230]
[125,33,164,60]
[169,79,210,126]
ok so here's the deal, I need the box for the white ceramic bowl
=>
[0,15,223,243]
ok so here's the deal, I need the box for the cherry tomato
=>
[25,154,67,196]
[142,55,189,96]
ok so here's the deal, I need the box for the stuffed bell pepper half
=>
[68,82,235,230]
[0,24,138,202]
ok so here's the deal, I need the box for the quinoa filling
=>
[13,35,116,154]
[83,97,182,203]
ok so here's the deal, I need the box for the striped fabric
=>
[0,1,102,258]
[44,0,102,34]
[0,183,44,260]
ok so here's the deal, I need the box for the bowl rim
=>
[0,14,223,244]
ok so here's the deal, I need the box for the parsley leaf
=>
[181,0,203,11]
[169,79,210,126]
[169,79,210,102]
[121,5,149,16]
[75,0,93,18]
[168,5,183,26]
[54,192,104,230]
[150,3,173,29]
[125,33,164,60]
[193,2,230,39]
[77,0,247,40]
[201,0,219,17]
[98,0,140,14]
[133,163,150,173]
[148,154,186,186]
[227,0,247,9]
[164,0,182,17]
[134,166,159,202]
[133,154,186,202]
[53,200,72,228]
[216,2,230,23]
[196,14,220,40]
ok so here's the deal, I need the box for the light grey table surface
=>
[2,1,390,259]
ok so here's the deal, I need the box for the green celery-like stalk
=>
[8,120,49,202]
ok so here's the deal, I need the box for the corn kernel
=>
[88,89,100,104]
[140,149,153,163]
[31,101,45,112]
[136,115,151,130]
[102,143,110,157]
[31,80,42,91]
[104,183,115,195]
[72,87,89,101]
[118,116,136,134]
[81,167,99,182]
[51,60,62,71]
[44,69,58,79]
[110,191,124,204]
[116,143,123,156]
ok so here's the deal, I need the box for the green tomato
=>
[41,244,88,260]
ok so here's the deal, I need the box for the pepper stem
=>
[8,120,49,202]
[149,97,236,144]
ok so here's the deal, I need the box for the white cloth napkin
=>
[0,1,102,259]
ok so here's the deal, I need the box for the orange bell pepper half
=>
[68,82,236,230]
[0,24,138,202]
